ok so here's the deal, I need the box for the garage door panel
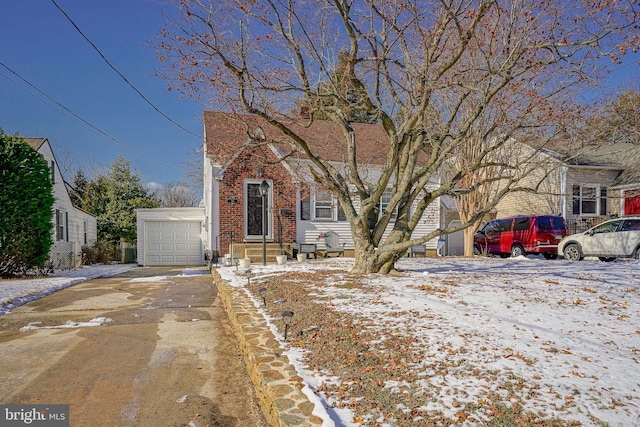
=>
[174,255,189,263]
[144,220,202,266]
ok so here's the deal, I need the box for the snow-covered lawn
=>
[219,256,640,427]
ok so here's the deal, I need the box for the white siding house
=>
[25,138,97,268]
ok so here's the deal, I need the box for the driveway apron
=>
[0,266,267,427]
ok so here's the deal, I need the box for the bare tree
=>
[584,87,640,146]
[154,181,200,207]
[442,80,584,256]
[181,146,204,196]
[157,0,638,273]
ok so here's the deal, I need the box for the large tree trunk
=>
[463,227,476,257]
[349,228,401,274]
[351,248,397,274]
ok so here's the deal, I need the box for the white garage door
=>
[144,221,203,266]
[445,220,465,256]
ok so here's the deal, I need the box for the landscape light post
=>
[260,180,270,266]
[282,311,294,340]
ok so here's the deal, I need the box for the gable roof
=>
[565,143,640,169]
[204,111,391,166]
[539,140,640,187]
[23,137,47,151]
[533,138,640,169]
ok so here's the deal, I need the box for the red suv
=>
[474,215,568,259]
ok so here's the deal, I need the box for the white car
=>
[558,217,640,261]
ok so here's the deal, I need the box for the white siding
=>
[34,140,98,267]
[297,188,441,250]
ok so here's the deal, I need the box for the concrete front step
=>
[244,246,287,263]
[244,255,283,264]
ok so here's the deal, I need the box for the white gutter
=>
[560,165,568,218]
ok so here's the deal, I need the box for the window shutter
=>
[600,187,607,216]
[65,212,69,241]
[300,195,310,220]
[337,202,346,222]
[572,185,580,214]
[55,209,60,241]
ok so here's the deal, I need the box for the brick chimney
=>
[300,102,310,119]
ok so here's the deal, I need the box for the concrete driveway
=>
[0,266,267,427]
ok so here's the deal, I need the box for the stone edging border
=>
[211,269,324,426]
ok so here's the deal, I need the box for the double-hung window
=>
[300,188,346,221]
[314,190,333,220]
[573,185,607,216]
[55,209,68,241]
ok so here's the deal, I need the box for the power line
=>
[0,60,182,173]
[0,67,95,133]
[50,0,201,139]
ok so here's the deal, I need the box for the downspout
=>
[210,165,223,260]
[560,165,568,218]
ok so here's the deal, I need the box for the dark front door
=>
[245,181,272,240]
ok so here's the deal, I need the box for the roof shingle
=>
[204,111,390,165]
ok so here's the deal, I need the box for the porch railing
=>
[565,216,608,234]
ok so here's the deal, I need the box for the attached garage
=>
[136,208,206,266]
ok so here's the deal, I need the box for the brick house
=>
[202,112,442,262]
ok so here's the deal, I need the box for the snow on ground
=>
[19,317,114,331]
[219,256,640,427]
[0,265,214,316]
[0,264,135,315]
[2,257,639,426]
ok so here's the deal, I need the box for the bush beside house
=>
[0,134,55,277]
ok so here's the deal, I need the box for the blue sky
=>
[0,0,203,186]
[1,1,638,188]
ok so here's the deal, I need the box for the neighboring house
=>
[24,138,98,268]
[494,141,640,233]
[202,112,441,262]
